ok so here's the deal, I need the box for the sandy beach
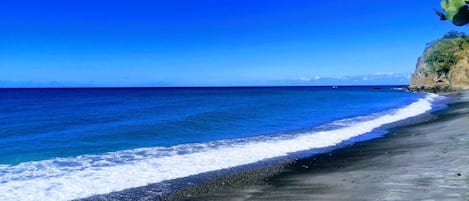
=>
[80,92,469,201]
[4,1,469,200]
[184,92,469,201]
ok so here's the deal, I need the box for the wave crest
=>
[0,94,440,201]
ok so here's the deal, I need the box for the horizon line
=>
[0,84,409,89]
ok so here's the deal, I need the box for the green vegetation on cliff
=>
[410,31,469,92]
[425,31,469,76]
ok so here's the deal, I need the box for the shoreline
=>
[185,92,469,201]
[80,92,469,201]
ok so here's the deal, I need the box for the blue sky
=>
[0,0,466,86]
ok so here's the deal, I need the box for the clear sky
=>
[0,0,467,87]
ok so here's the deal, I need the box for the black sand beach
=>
[82,92,469,201]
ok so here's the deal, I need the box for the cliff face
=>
[409,34,469,92]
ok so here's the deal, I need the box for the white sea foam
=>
[0,94,439,201]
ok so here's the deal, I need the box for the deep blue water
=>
[0,86,421,165]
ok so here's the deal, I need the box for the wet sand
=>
[81,92,469,201]
[185,93,469,201]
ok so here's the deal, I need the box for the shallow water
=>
[0,86,442,200]
[188,93,469,201]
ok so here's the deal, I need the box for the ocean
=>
[0,86,443,200]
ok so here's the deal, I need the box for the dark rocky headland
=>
[409,31,469,92]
